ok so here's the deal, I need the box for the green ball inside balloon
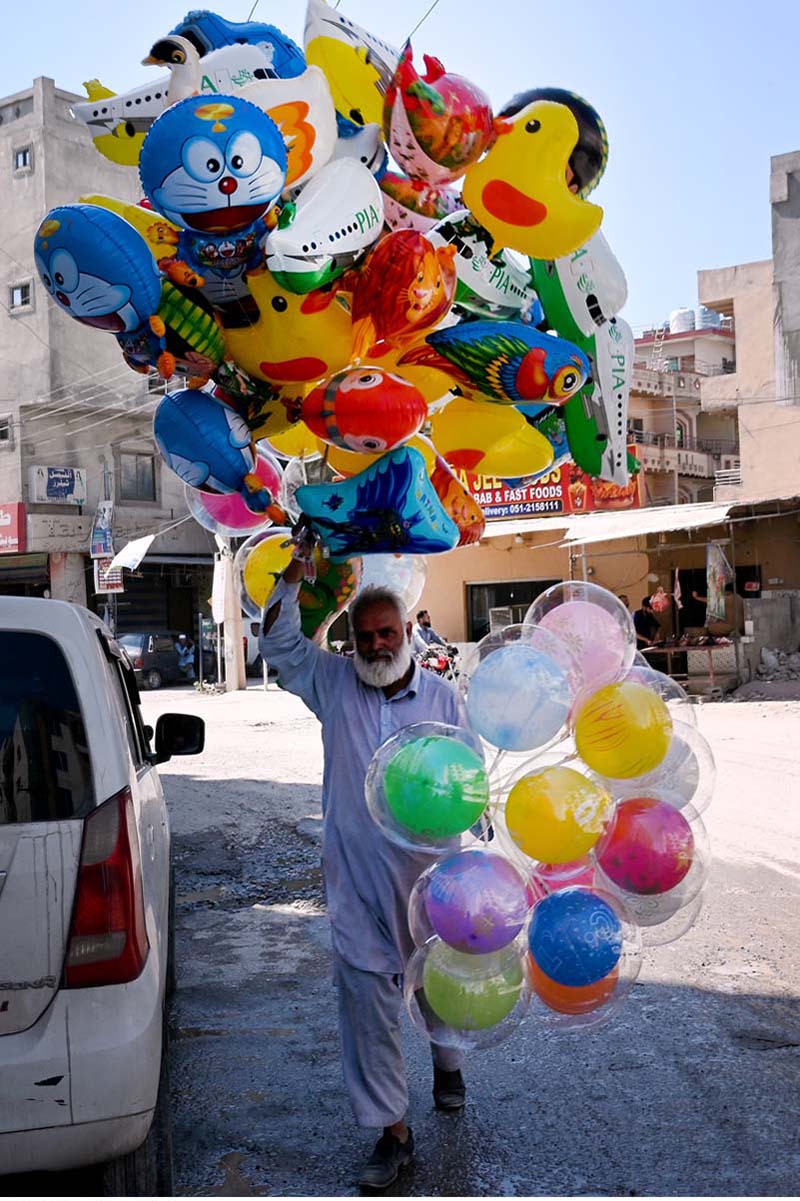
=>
[383,736,488,839]
[422,944,524,1031]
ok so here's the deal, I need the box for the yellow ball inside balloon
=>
[574,682,673,779]
[506,766,611,863]
[242,535,294,610]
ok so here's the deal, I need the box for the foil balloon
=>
[304,0,401,127]
[301,366,428,453]
[153,388,275,513]
[462,92,606,260]
[331,115,388,178]
[170,11,306,76]
[350,230,457,357]
[530,230,627,340]
[430,394,554,478]
[295,446,460,559]
[223,267,353,393]
[239,66,337,191]
[427,209,542,321]
[34,205,223,385]
[380,171,462,234]
[383,45,494,185]
[317,434,436,478]
[265,158,384,293]
[563,316,635,487]
[184,450,283,537]
[212,365,307,443]
[139,95,288,320]
[400,321,589,406]
[429,456,486,546]
[263,423,322,461]
[298,553,363,645]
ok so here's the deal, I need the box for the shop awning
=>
[560,501,734,546]
[479,515,572,540]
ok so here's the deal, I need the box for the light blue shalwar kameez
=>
[260,580,464,1127]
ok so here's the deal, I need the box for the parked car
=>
[0,597,205,1193]
[119,630,197,690]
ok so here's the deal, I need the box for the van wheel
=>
[145,669,163,691]
[101,1022,173,1196]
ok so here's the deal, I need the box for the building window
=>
[120,453,156,502]
[9,281,31,311]
[0,415,12,447]
[13,145,32,172]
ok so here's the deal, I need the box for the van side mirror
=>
[154,713,205,764]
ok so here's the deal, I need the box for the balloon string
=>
[406,0,443,41]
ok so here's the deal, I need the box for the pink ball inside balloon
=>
[196,453,282,532]
[425,850,530,954]
[536,857,597,892]
[540,600,629,691]
[597,797,694,895]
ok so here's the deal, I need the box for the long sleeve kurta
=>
[260,579,469,976]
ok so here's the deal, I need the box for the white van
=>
[0,597,204,1193]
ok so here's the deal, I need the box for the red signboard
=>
[462,449,643,520]
[0,503,26,554]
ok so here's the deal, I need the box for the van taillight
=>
[63,787,149,988]
[133,657,143,669]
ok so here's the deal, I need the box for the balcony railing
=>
[628,430,739,456]
[714,467,743,487]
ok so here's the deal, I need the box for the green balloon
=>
[383,736,488,839]
[423,944,524,1031]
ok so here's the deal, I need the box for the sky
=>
[4,0,799,329]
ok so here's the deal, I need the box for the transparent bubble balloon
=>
[365,722,488,853]
[233,527,293,620]
[526,885,642,1031]
[404,938,531,1051]
[184,450,284,538]
[532,856,599,893]
[408,849,531,954]
[618,664,698,728]
[637,888,705,948]
[524,581,636,695]
[609,720,715,814]
[465,624,580,753]
[504,765,614,865]
[358,554,427,615]
[573,681,673,779]
[593,797,709,927]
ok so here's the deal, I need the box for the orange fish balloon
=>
[302,366,428,454]
[430,454,486,546]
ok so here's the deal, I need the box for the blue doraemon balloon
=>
[34,205,161,333]
[139,95,288,316]
[153,389,275,513]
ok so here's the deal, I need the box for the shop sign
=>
[463,448,643,520]
[28,465,88,505]
[0,502,26,554]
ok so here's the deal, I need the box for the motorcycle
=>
[417,643,460,682]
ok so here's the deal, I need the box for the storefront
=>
[84,554,214,638]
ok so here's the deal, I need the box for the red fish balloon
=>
[301,366,428,453]
[383,44,494,185]
[350,230,457,358]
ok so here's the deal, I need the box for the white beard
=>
[353,638,413,689]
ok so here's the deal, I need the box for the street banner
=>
[706,543,733,622]
[108,534,155,572]
[0,503,26,554]
[94,557,124,594]
[90,500,114,558]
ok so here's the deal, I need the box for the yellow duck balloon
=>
[463,89,607,260]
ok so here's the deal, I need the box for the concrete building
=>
[0,77,214,630]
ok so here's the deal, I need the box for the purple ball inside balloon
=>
[424,850,530,954]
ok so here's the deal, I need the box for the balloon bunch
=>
[365,583,714,1047]
[34,0,638,584]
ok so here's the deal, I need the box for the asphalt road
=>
[4,684,799,1196]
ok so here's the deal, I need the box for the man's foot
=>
[433,1067,466,1111]
[358,1128,414,1190]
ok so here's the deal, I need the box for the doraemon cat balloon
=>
[139,95,287,323]
[34,204,224,385]
[34,204,162,333]
[153,389,276,513]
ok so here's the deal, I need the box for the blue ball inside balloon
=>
[528,888,622,987]
[466,643,571,751]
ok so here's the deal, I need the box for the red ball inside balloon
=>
[597,797,694,895]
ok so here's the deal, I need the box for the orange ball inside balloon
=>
[529,957,619,1015]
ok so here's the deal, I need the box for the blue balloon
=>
[154,389,274,513]
[33,205,161,334]
[528,889,622,987]
[466,644,570,751]
[171,12,306,79]
[296,447,460,560]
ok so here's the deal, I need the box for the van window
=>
[0,632,94,824]
[154,635,176,654]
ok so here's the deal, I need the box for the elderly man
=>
[261,553,468,1188]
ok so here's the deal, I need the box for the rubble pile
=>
[756,647,800,681]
